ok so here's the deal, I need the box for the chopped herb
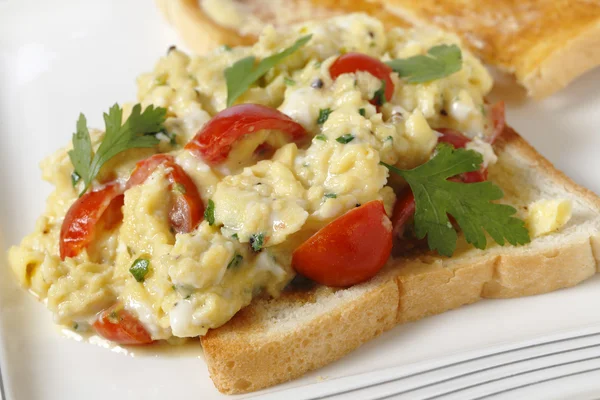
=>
[372,79,387,106]
[249,233,265,252]
[231,233,239,240]
[315,134,327,141]
[126,246,134,256]
[302,162,310,168]
[311,78,324,89]
[129,258,150,282]
[68,104,167,195]
[222,44,232,51]
[154,74,168,86]
[480,104,487,116]
[358,108,366,117]
[71,171,81,187]
[386,136,393,142]
[169,132,177,146]
[172,182,186,194]
[224,35,312,106]
[317,108,332,125]
[172,285,176,291]
[386,44,462,84]
[314,61,322,68]
[369,42,376,48]
[380,143,530,256]
[336,134,355,144]
[324,193,337,199]
[227,254,243,269]
[184,294,191,299]
[73,323,79,330]
[204,199,215,225]
[284,77,296,86]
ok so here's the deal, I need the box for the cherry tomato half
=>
[329,53,395,105]
[59,183,124,260]
[127,154,204,234]
[185,104,308,165]
[93,304,153,345]
[292,201,393,287]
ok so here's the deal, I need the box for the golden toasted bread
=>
[157,0,600,98]
[201,127,600,394]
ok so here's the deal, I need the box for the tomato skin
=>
[59,184,124,260]
[292,201,393,287]
[185,104,308,165]
[127,154,204,234]
[489,100,506,144]
[391,189,415,238]
[329,53,395,104]
[436,128,471,148]
[93,304,153,345]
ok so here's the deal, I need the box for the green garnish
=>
[154,73,168,86]
[315,134,327,141]
[386,136,394,142]
[250,233,265,252]
[324,193,337,199]
[71,171,81,187]
[317,108,332,125]
[284,77,296,86]
[386,44,462,84]
[372,80,386,106]
[480,104,487,116]
[224,35,312,106]
[231,233,239,240]
[172,183,186,194]
[129,258,150,282]
[204,199,215,226]
[227,254,243,269]
[358,108,366,117]
[68,104,167,195]
[336,134,355,144]
[381,144,530,256]
[73,323,79,330]
[222,45,232,52]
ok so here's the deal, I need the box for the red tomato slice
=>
[391,189,415,238]
[59,183,124,260]
[436,128,471,148]
[329,53,395,104]
[488,100,506,144]
[185,104,308,165]
[127,154,204,234]
[292,201,392,287]
[93,304,153,345]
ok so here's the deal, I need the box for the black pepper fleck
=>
[311,78,324,89]
[356,203,361,207]
[440,109,448,116]
[368,31,375,38]
[167,45,177,54]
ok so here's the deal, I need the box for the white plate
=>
[1,1,600,399]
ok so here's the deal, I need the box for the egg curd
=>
[8,14,496,341]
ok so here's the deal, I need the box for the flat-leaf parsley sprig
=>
[224,35,312,107]
[381,144,530,256]
[68,103,167,195]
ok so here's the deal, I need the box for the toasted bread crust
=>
[201,127,600,394]
[382,0,600,98]
[158,0,600,97]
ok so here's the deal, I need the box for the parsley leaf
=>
[324,193,337,199]
[129,258,150,282]
[336,134,355,144]
[386,44,462,84]
[358,108,366,117]
[68,104,167,195]
[317,108,332,125]
[204,199,215,225]
[381,144,530,256]
[224,35,312,107]
[314,134,327,141]
[372,80,386,106]
[250,233,265,252]
[227,254,243,269]
[70,171,81,187]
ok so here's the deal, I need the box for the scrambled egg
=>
[526,199,572,238]
[8,14,497,340]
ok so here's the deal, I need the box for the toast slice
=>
[156,0,600,98]
[200,126,600,394]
